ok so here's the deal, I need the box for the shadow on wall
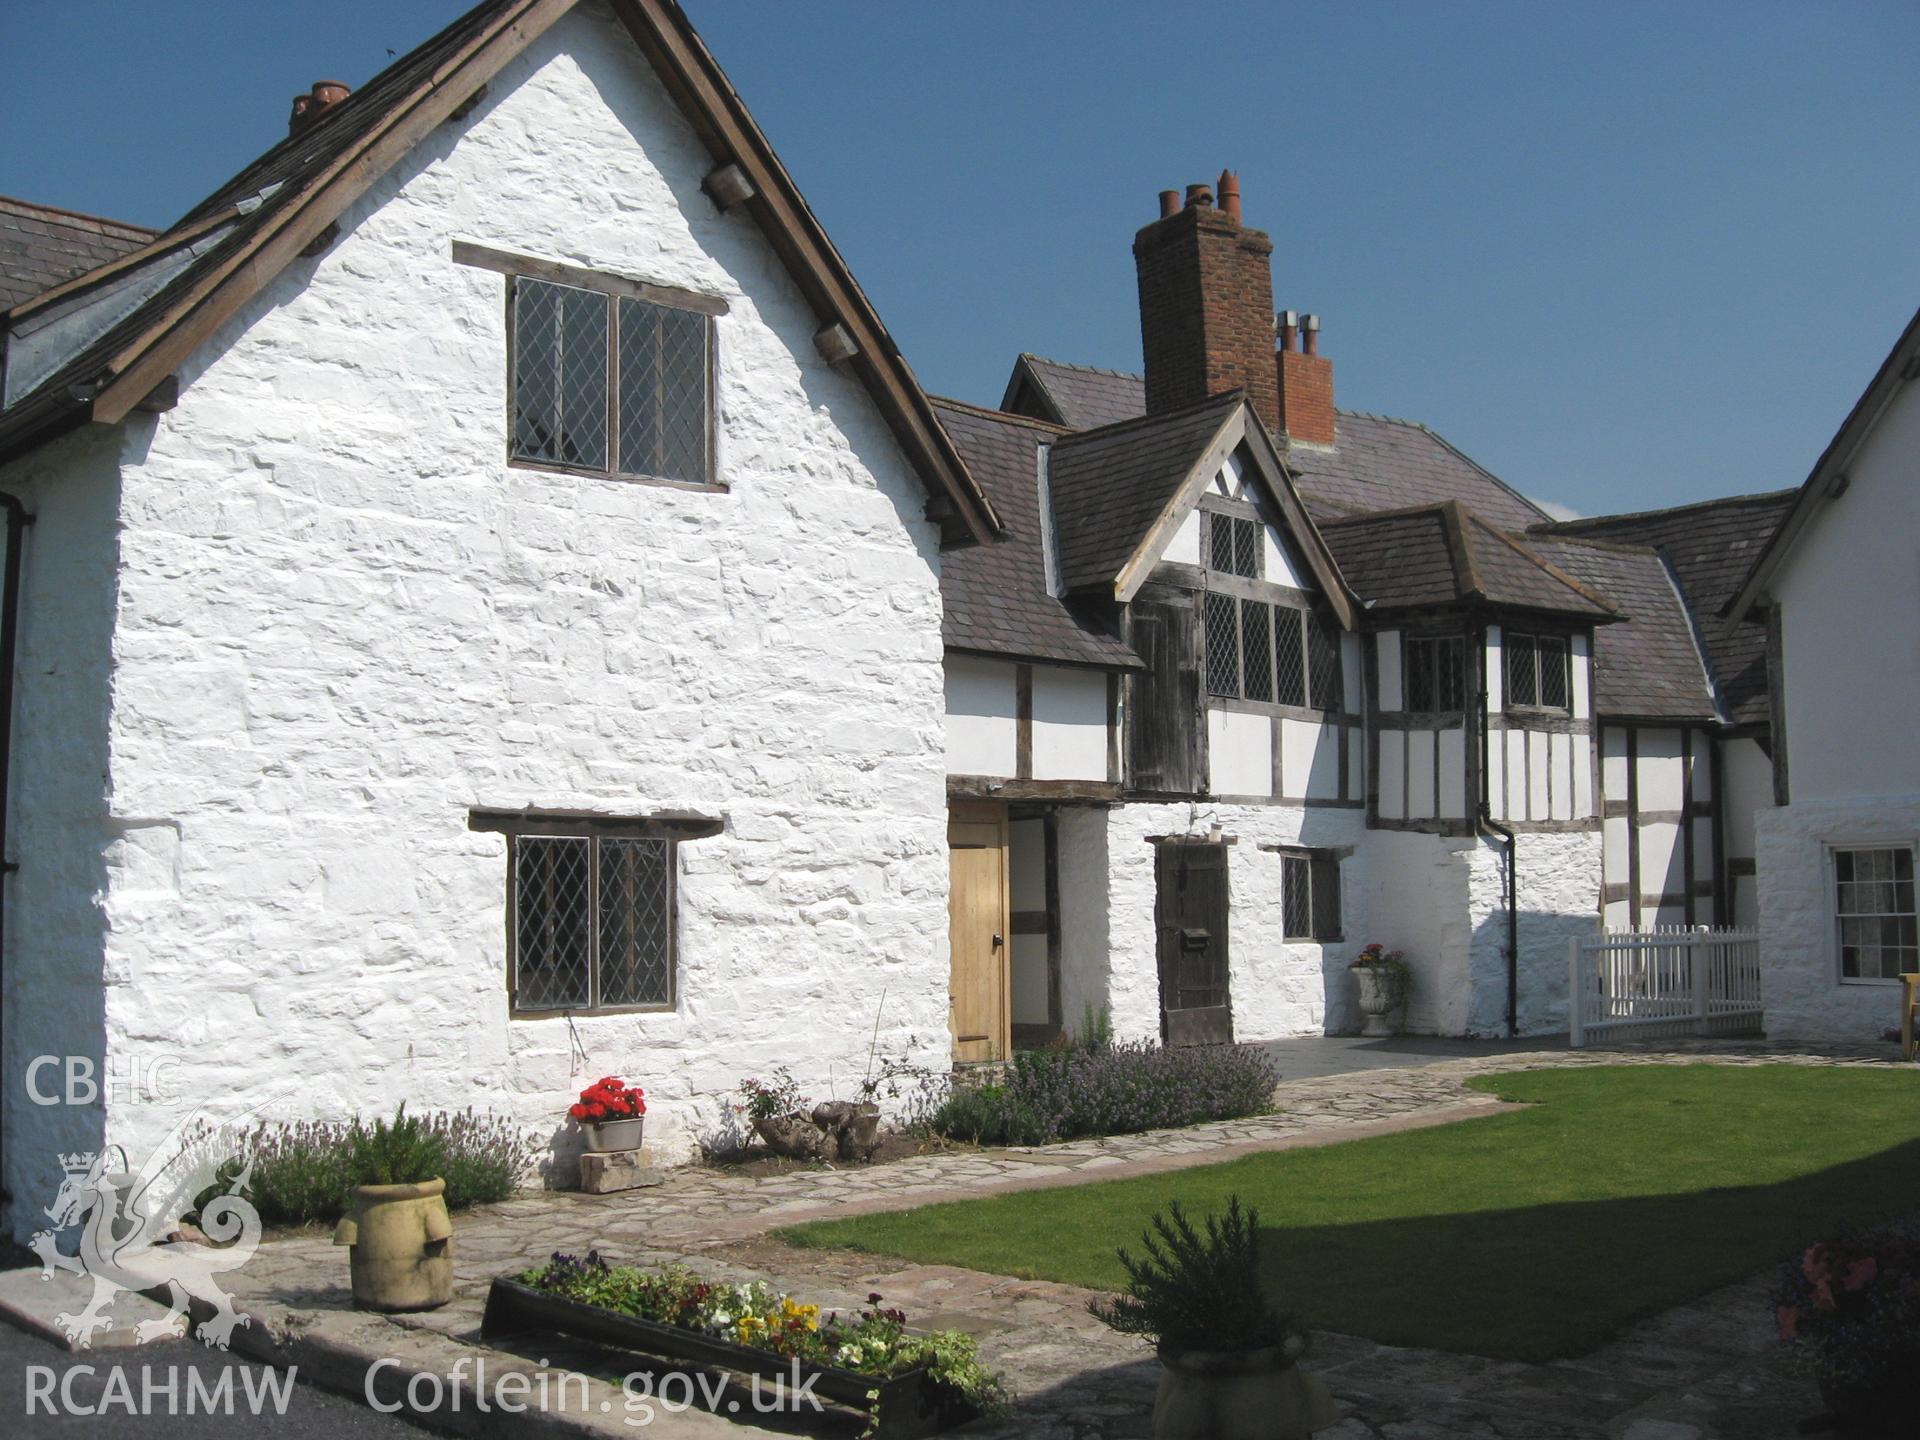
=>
[2,426,125,1243]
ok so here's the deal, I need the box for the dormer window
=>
[1506,632,1570,711]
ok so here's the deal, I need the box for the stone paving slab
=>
[204,1040,1909,1437]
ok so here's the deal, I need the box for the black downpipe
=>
[0,492,30,1209]
[1474,622,1519,1037]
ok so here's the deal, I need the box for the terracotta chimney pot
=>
[1184,183,1214,209]
[1158,189,1181,220]
[1217,170,1241,224]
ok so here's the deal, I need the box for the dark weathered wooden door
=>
[1155,841,1232,1046]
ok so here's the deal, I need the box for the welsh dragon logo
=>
[29,1109,263,1350]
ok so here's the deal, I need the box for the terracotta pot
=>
[752,1114,824,1160]
[332,1178,453,1312]
[1151,1346,1339,1440]
[584,1116,644,1153]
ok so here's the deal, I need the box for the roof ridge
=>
[1525,531,1661,558]
[1538,487,1801,532]
[1316,500,1451,528]
[1020,353,1145,383]
[1050,387,1245,445]
[931,394,1074,434]
[0,194,158,236]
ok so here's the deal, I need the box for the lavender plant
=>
[930,1040,1276,1145]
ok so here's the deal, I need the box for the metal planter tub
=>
[480,1277,976,1439]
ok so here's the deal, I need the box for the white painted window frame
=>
[1824,837,1919,987]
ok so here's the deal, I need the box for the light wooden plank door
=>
[948,804,1010,1063]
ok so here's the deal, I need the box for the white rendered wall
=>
[1055,805,1111,1040]
[1755,794,1920,1040]
[1209,709,1272,797]
[1356,829,1476,1035]
[945,656,1018,777]
[44,4,954,1200]
[1031,666,1108,782]
[1008,818,1050,1025]
[1098,801,1369,1043]
[1467,829,1602,1036]
[1721,736,1771,930]
[1773,380,1920,801]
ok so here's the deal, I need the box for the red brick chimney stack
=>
[1133,172,1281,431]
[1134,174,1337,446]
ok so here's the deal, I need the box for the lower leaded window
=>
[1282,850,1343,942]
[1506,632,1570,711]
[1833,845,1917,981]
[1205,594,1341,711]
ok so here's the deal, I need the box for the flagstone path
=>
[219,1039,1906,1438]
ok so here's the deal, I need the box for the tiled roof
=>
[0,196,155,311]
[1321,501,1615,620]
[1527,535,1717,721]
[934,399,1138,669]
[1536,490,1794,726]
[1047,390,1245,595]
[998,356,1547,530]
[1004,355,1149,430]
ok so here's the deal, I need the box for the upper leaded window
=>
[1833,846,1917,981]
[1506,632,1570,711]
[511,277,712,485]
[1404,635,1465,712]
[1208,513,1262,579]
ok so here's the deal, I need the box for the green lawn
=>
[780,1066,1920,1361]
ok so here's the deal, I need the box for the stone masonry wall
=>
[66,3,950,1197]
[1467,828,1603,1037]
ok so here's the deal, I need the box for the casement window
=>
[1205,594,1341,711]
[1403,634,1465,711]
[1281,850,1343,941]
[1506,632,1570,711]
[1832,845,1917,982]
[509,275,714,486]
[1208,512,1262,579]
[469,810,722,1014]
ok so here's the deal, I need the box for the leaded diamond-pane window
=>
[1274,608,1307,707]
[510,277,712,484]
[1282,851,1342,941]
[1207,514,1261,579]
[1507,634,1537,707]
[1241,602,1273,702]
[1405,635,1465,712]
[512,280,609,471]
[1205,592,1241,696]
[1538,637,1569,709]
[510,831,677,1011]
[1505,633,1570,712]
[1307,614,1343,713]
[1834,846,1917,981]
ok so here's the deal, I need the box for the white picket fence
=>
[1568,926,1763,1047]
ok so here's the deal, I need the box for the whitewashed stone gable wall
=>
[9,2,955,1211]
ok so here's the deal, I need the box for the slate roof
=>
[933,399,1138,668]
[1003,355,1149,431]
[1047,390,1246,596]
[1526,535,1717,721]
[1321,501,1615,620]
[1536,490,1794,726]
[999,356,1548,531]
[0,197,156,312]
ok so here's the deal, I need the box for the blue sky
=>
[3,1,1916,516]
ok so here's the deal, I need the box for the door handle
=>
[992,932,1003,948]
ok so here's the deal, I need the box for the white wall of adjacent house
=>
[1,2,960,1226]
[1597,723,1718,930]
[1756,374,1920,1040]
[1719,735,1771,931]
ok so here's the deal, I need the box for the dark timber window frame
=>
[1831,843,1917,984]
[1280,848,1343,942]
[1207,512,1263,580]
[468,808,723,1018]
[454,242,727,493]
[1505,630,1572,713]
[1403,633,1466,712]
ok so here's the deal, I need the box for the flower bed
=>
[928,1040,1276,1146]
[484,1253,1005,1438]
[1773,1222,1920,1427]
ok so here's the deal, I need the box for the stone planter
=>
[813,1099,883,1161]
[1352,965,1404,1037]
[753,1113,825,1160]
[1151,1345,1338,1440]
[583,1116,644,1153]
[332,1177,453,1313]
